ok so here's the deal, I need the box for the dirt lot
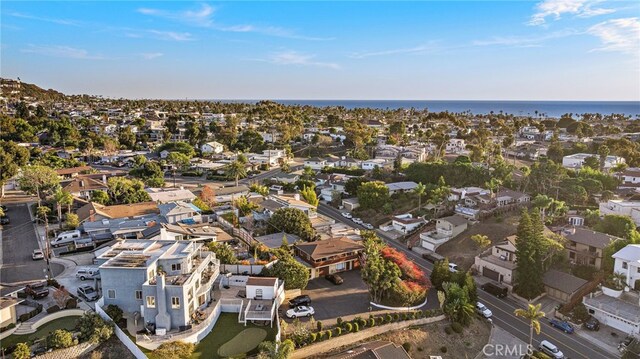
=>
[320,318,491,359]
[437,213,520,271]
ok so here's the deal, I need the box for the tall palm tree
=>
[514,303,545,349]
[53,188,73,229]
[414,182,427,211]
[227,160,247,187]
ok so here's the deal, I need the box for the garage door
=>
[483,267,500,281]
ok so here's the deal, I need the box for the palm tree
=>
[414,182,427,211]
[227,160,247,187]
[532,194,553,222]
[53,189,73,229]
[257,340,295,359]
[514,303,545,349]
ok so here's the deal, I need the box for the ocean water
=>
[222,100,640,118]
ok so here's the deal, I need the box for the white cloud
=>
[266,51,340,69]
[147,30,194,41]
[138,4,214,27]
[8,11,82,26]
[140,52,163,60]
[349,44,439,59]
[528,0,614,26]
[587,17,640,54]
[473,29,579,47]
[21,45,104,59]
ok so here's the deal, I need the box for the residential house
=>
[543,269,589,303]
[474,237,517,285]
[147,188,196,204]
[584,244,640,336]
[55,166,93,180]
[495,189,530,207]
[254,232,300,249]
[599,199,640,226]
[200,141,224,155]
[361,158,388,170]
[98,240,220,332]
[82,216,162,239]
[211,185,250,204]
[0,297,24,328]
[562,153,625,170]
[386,181,419,196]
[76,201,160,223]
[421,215,468,251]
[329,341,411,359]
[446,139,466,153]
[159,201,201,224]
[392,214,426,234]
[304,158,328,171]
[61,175,108,200]
[294,237,364,279]
[270,173,299,184]
[341,198,360,211]
[561,227,620,269]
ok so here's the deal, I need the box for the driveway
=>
[0,203,63,284]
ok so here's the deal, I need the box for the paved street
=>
[0,202,63,285]
[318,203,615,359]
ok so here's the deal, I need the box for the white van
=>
[51,230,81,247]
[76,267,101,281]
[539,340,564,359]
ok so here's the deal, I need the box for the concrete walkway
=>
[477,324,529,359]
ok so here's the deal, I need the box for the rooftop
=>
[584,291,640,324]
[563,228,619,249]
[543,269,588,293]
[295,237,364,261]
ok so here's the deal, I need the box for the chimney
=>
[102,174,107,184]
[154,274,171,330]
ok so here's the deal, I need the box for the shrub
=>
[402,342,412,352]
[47,329,74,349]
[47,279,61,288]
[326,330,333,339]
[385,314,393,323]
[440,346,448,353]
[105,305,123,323]
[358,318,367,328]
[19,313,29,322]
[369,318,375,327]
[444,326,453,335]
[46,305,61,314]
[13,343,30,359]
[17,291,27,299]
[317,321,323,332]
[335,327,342,336]
[377,316,384,325]
[394,313,401,322]
[353,323,360,332]
[310,332,317,342]
[152,341,195,359]
[77,313,114,344]
[344,322,353,332]
[336,317,343,326]
[65,298,77,309]
[451,322,463,334]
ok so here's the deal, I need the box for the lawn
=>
[191,313,277,359]
[0,315,81,350]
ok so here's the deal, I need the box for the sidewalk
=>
[477,325,529,359]
[575,325,623,358]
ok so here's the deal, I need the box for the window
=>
[171,297,180,309]
[589,258,596,266]
[336,262,346,271]
[135,291,142,300]
[569,251,576,259]
[623,262,628,269]
[171,263,182,271]
[146,296,156,308]
[107,289,116,299]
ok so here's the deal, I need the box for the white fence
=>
[95,298,148,359]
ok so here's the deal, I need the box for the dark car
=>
[549,318,574,334]
[584,317,600,331]
[0,204,7,212]
[25,282,49,299]
[481,282,508,298]
[288,295,311,307]
[325,274,344,285]
[0,215,9,225]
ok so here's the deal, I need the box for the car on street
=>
[619,336,635,353]
[286,305,315,318]
[288,295,311,307]
[0,204,7,212]
[584,316,600,331]
[325,274,344,285]
[352,217,363,225]
[539,340,565,359]
[363,223,374,230]
[77,285,99,301]
[549,318,574,334]
[448,263,459,272]
[32,249,44,260]
[341,212,352,219]
[0,215,9,225]
[25,282,49,299]
[481,282,508,298]
[476,302,492,318]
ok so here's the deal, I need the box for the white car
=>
[476,302,492,318]
[341,212,352,219]
[352,218,363,225]
[363,223,374,230]
[286,305,315,319]
[449,263,459,273]
[32,249,44,260]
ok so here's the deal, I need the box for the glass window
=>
[107,289,116,299]
[135,291,142,300]
[171,263,182,271]
[171,297,180,308]
[623,262,628,269]
[146,296,156,308]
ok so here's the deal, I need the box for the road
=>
[0,203,63,285]
[318,203,613,359]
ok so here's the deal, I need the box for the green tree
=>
[227,160,247,187]
[234,196,259,216]
[267,208,317,241]
[345,177,368,196]
[105,304,124,323]
[414,182,427,211]
[361,233,402,303]
[12,343,31,359]
[250,184,269,196]
[106,177,151,205]
[430,258,451,291]
[471,234,491,249]
[547,132,564,163]
[595,215,638,239]
[53,188,74,230]
[263,252,310,290]
[76,313,114,343]
[152,341,195,359]
[0,141,30,197]
[91,190,109,205]
[442,282,475,325]
[18,165,60,206]
[207,242,239,264]
[532,194,553,222]
[514,304,545,349]
[257,340,295,359]
[514,210,546,299]
[47,329,74,349]
[357,181,390,210]
[300,186,319,207]
[598,145,610,171]
[65,213,79,230]
[117,126,136,150]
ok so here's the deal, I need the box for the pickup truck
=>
[25,282,49,299]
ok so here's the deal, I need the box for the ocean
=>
[221,100,640,119]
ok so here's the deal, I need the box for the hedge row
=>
[19,304,43,322]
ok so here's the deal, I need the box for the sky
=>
[2,1,639,101]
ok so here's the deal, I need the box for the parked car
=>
[0,204,7,212]
[286,305,315,318]
[549,318,574,334]
[25,282,49,299]
[352,217,363,225]
[32,249,44,260]
[448,263,459,273]
[363,223,374,230]
[476,302,492,318]
[341,212,352,219]
[619,336,635,353]
[538,340,565,359]
[584,317,600,331]
[51,230,81,247]
[76,268,101,281]
[77,285,99,301]
[288,295,311,307]
[0,215,9,225]
[481,282,508,298]
[325,274,344,285]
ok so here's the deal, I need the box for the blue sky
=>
[2,1,639,100]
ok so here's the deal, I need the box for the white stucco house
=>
[201,141,224,155]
